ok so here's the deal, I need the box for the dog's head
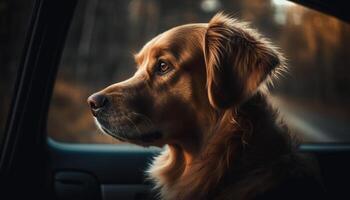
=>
[88,13,284,146]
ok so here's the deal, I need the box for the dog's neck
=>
[147,92,295,200]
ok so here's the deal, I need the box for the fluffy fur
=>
[146,13,313,200]
[89,13,321,200]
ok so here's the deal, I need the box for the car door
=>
[0,0,77,199]
[1,0,350,200]
[0,0,158,199]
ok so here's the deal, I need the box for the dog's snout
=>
[87,93,109,116]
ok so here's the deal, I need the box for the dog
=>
[88,13,324,200]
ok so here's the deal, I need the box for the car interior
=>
[0,0,349,199]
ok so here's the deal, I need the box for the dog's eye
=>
[155,60,172,75]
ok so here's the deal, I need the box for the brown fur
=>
[89,13,318,200]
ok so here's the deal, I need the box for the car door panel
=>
[49,139,159,199]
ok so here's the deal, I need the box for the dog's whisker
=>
[131,111,154,127]
[125,115,142,136]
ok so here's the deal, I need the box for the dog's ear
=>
[204,13,285,109]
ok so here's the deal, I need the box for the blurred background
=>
[1,0,350,145]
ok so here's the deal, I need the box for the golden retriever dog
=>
[88,13,324,200]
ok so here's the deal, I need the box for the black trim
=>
[290,0,350,23]
[0,0,77,199]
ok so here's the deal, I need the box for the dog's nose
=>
[87,93,109,116]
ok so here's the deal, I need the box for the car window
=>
[0,0,35,148]
[48,0,350,144]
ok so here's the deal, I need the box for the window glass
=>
[0,0,35,148]
[48,0,350,143]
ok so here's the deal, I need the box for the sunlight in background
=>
[272,0,296,7]
[272,0,297,25]
[201,0,221,13]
